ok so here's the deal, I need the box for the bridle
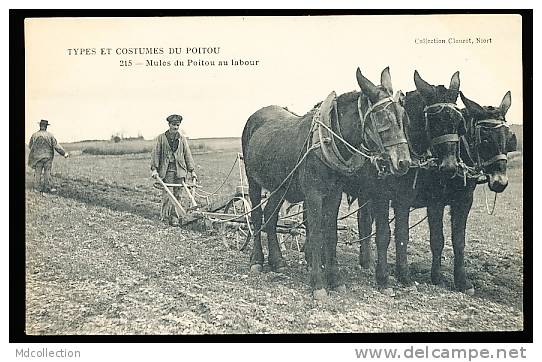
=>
[453,117,509,187]
[423,102,463,150]
[358,93,409,154]
[470,118,509,169]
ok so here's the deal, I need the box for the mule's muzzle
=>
[488,173,508,193]
[438,156,458,179]
[397,160,411,175]
[387,142,411,176]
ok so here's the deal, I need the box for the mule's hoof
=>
[313,288,328,301]
[464,287,475,296]
[333,284,347,294]
[250,264,263,274]
[380,287,395,297]
[360,260,375,271]
[271,260,288,273]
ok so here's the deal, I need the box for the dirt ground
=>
[24,152,524,334]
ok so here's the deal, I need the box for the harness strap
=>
[364,123,386,152]
[364,96,394,118]
[424,102,462,115]
[382,136,408,148]
[430,133,459,147]
[460,135,476,166]
[481,154,507,167]
[477,119,509,128]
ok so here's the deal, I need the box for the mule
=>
[424,90,511,293]
[242,67,411,299]
[351,70,465,292]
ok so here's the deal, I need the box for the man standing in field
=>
[151,114,197,226]
[28,119,69,193]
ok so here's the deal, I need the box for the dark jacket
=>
[28,130,66,168]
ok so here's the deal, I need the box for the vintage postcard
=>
[21,14,526,340]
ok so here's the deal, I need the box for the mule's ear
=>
[446,71,460,102]
[460,91,485,118]
[414,70,435,100]
[380,67,393,95]
[449,71,460,92]
[506,132,517,153]
[356,67,379,102]
[500,91,512,116]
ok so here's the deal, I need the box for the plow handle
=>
[182,180,198,208]
[154,175,187,218]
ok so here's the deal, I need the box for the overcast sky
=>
[25,15,523,143]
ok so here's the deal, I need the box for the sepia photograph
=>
[17,12,528,339]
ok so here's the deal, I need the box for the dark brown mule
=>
[242,67,411,299]
[350,71,464,293]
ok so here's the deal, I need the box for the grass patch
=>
[81,140,154,155]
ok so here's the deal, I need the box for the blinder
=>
[474,119,509,168]
[358,95,408,152]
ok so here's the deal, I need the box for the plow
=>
[153,153,344,251]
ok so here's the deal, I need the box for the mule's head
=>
[356,67,411,176]
[414,70,464,178]
[461,91,511,193]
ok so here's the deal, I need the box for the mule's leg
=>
[374,198,392,290]
[304,191,327,299]
[450,193,475,295]
[247,177,264,273]
[358,198,374,269]
[394,203,413,286]
[303,206,311,265]
[263,192,287,272]
[427,203,445,286]
[322,190,344,291]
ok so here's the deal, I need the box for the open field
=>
[510,124,523,151]
[24,148,524,334]
[60,137,241,156]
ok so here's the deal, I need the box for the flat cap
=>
[166,114,183,123]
